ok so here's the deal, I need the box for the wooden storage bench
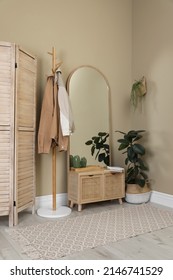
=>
[68,168,125,211]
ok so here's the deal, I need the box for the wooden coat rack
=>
[48,47,62,211]
[37,47,71,218]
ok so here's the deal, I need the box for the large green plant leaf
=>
[98,153,105,162]
[135,178,146,187]
[140,171,148,180]
[127,147,137,162]
[117,138,127,143]
[138,158,148,170]
[95,150,100,160]
[115,130,125,135]
[118,142,129,151]
[104,155,110,165]
[98,132,107,137]
[133,135,143,142]
[116,129,148,187]
[91,145,95,156]
[135,130,146,133]
[85,140,92,145]
[85,132,110,165]
[132,143,145,155]
[103,144,109,150]
[93,136,99,144]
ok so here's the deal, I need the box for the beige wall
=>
[1,0,172,197]
[132,0,173,195]
[0,0,132,196]
[1,0,173,197]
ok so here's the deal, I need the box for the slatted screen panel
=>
[14,47,37,225]
[0,42,15,226]
[17,49,36,129]
[0,42,15,126]
[0,130,11,215]
[17,131,35,209]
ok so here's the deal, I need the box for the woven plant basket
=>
[125,184,151,204]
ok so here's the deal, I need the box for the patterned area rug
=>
[5,203,173,259]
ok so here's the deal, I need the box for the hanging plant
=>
[130,76,147,110]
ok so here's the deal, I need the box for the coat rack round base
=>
[37,206,71,218]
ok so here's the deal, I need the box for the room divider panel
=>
[0,41,37,226]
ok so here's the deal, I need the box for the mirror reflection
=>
[67,65,111,167]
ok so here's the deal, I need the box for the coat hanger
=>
[48,47,62,74]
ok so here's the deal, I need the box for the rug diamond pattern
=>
[5,203,173,259]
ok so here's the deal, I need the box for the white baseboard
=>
[150,191,173,209]
[35,193,68,210]
[35,191,173,211]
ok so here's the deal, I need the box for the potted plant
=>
[115,129,151,203]
[130,76,147,110]
[85,132,110,166]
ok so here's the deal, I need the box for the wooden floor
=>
[0,202,173,260]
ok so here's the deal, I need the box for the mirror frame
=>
[66,65,112,169]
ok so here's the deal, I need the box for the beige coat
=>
[38,76,68,153]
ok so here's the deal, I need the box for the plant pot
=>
[125,183,151,204]
[73,155,81,168]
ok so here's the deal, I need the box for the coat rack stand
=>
[37,47,71,218]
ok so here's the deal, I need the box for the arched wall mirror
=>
[67,65,111,168]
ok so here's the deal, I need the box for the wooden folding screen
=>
[0,41,37,226]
